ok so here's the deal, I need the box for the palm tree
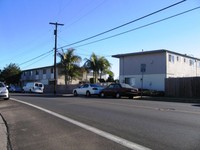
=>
[84,53,99,83]
[83,53,113,83]
[98,56,112,80]
[57,48,82,84]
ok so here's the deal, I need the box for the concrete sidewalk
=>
[0,114,7,150]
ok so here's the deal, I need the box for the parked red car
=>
[100,83,139,99]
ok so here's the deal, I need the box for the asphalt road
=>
[1,93,200,150]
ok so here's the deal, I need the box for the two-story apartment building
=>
[21,65,63,86]
[112,49,200,91]
[21,65,107,86]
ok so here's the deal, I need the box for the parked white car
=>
[73,83,104,97]
[23,82,44,93]
[0,82,10,100]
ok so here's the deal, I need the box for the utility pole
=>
[49,22,64,94]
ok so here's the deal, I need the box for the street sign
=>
[141,64,146,73]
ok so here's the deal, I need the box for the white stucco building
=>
[112,49,200,91]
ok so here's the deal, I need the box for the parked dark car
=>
[100,83,139,99]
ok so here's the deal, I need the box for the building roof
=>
[22,65,53,72]
[112,49,200,61]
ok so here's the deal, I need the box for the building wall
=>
[166,52,200,78]
[117,50,200,91]
[21,66,107,86]
[21,67,65,85]
[119,74,166,91]
[119,52,166,91]
[119,52,166,76]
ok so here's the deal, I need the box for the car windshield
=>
[90,84,101,87]
[120,83,133,89]
[0,82,5,87]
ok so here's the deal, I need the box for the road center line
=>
[11,98,151,150]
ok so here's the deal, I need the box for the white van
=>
[23,82,44,93]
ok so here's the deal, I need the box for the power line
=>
[19,50,53,66]
[15,0,189,70]
[65,0,107,28]
[21,51,54,70]
[0,30,52,64]
[71,6,200,49]
[17,5,198,71]
[56,0,73,21]
[58,0,186,49]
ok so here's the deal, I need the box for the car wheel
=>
[100,92,105,98]
[4,96,10,100]
[74,91,78,96]
[129,95,133,99]
[86,91,91,97]
[116,92,121,98]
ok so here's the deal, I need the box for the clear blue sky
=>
[1,0,200,79]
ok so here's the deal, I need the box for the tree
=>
[98,56,112,80]
[83,53,113,83]
[0,69,3,81]
[1,63,21,84]
[57,48,82,84]
[84,53,99,83]
[106,75,114,82]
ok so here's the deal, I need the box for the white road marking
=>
[11,98,151,150]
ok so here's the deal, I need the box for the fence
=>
[44,82,111,94]
[165,77,200,98]
[44,84,79,94]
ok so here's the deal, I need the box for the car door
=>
[113,84,121,96]
[104,84,115,96]
[78,84,88,95]
[76,85,83,94]
[81,84,89,95]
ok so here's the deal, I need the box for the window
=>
[108,84,115,89]
[184,58,186,63]
[43,69,46,74]
[0,82,4,87]
[177,56,179,62]
[35,70,39,75]
[189,59,194,66]
[125,77,136,86]
[168,54,174,63]
[28,71,31,75]
[83,84,89,88]
[114,84,120,88]
[51,68,54,73]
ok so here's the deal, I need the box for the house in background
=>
[21,65,107,86]
[112,49,200,91]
